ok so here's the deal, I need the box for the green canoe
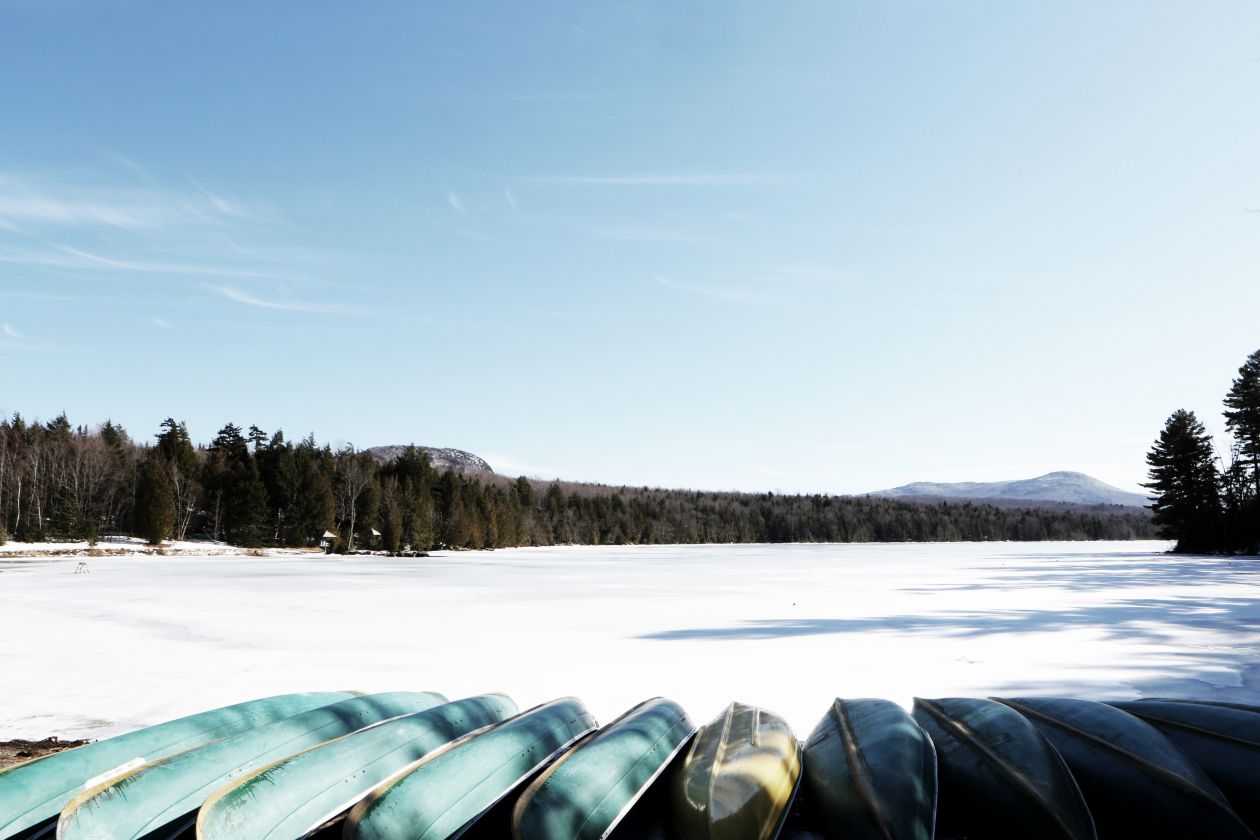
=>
[56,691,446,840]
[999,697,1255,840]
[802,698,936,840]
[670,702,802,840]
[345,698,597,840]
[1111,698,1260,832]
[0,691,355,840]
[512,697,694,840]
[911,697,1095,840]
[196,694,518,840]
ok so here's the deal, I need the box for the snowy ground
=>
[1,541,1257,742]
[0,537,301,557]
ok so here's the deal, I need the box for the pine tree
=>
[1144,409,1221,553]
[134,456,176,545]
[1224,348,1260,499]
[154,419,201,540]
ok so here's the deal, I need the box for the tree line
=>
[0,414,1155,550]
[1144,347,1260,553]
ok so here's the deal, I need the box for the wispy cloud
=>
[2,323,23,339]
[527,172,782,187]
[653,272,753,302]
[504,188,517,210]
[153,317,171,329]
[212,285,353,315]
[0,244,287,281]
[0,172,262,232]
[447,190,467,214]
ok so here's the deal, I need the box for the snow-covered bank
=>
[0,537,295,558]
[1,540,1256,742]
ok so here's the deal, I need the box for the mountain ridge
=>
[867,471,1148,507]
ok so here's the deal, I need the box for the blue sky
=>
[2,1,1258,494]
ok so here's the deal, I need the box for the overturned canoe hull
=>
[671,701,802,840]
[1108,698,1260,834]
[58,691,446,840]
[346,698,597,840]
[997,697,1254,840]
[0,690,355,840]
[803,698,936,840]
[912,697,1095,840]
[196,694,519,840]
[513,697,695,840]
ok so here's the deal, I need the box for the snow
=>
[0,537,277,557]
[1,541,1257,743]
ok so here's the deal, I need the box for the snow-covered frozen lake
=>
[1,540,1257,741]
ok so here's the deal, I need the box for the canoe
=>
[1109,698,1260,832]
[802,698,936,840]
[670,701,802,840]
[56,691,445,840]
[1139,697,1260,715]
[512,697,694,840]
[196,694,518,840]
[345,698,597,840]
[911,697,1095,840]
[997,697,1254,840]
[0,691,355,840]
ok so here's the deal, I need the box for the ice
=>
[1,540,1256,741]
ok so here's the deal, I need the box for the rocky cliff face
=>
[367,445,494,475]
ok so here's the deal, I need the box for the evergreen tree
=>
[1144,409,1221,552]
[1224,348,1260,499]
[154,419,201,540]
[222,464,270,546]
[134,456,176,544]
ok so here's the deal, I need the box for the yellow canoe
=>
[670,702,801,840]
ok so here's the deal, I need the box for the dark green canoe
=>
[196,694,518,840]
[911,697,1095,840]
[997,697,1254,840]
[345,698,597,840]
[0,691,355,840]
[670,702,802,840]
[802,698,936,840]
[512,697,694,840]
[1139,697,1260,715]
[56,691,445,840]
[1110,698,1260,832]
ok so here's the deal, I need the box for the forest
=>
[1145,347,1260,554]
[0,414,1155,551]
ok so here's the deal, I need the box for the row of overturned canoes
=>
[0,690,1257,840]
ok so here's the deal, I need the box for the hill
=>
[867,471,1148,507]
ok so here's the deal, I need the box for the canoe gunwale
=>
[767,741,804,840]
[595,727,695,840]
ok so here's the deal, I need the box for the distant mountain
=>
[367,445,493,475]
[867,471,1148,508]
